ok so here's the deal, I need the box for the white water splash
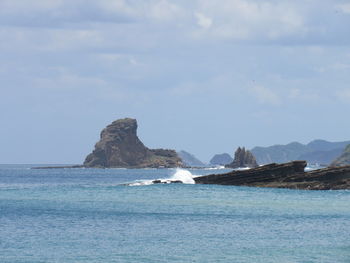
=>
[127,168,195,186]
[127,180,154,186]
[170,169,195,184]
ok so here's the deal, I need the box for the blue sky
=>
[1,0,350,163]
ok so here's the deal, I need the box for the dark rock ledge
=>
[194,161,350,190]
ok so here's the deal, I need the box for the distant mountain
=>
[330,145,350,167]
[177,151,205,167]
[210,153,233,166]
[298,148,343,165]
[251,139,350,165]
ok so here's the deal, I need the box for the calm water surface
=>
[0,165,349,262]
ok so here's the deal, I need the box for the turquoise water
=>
[1,165,350,263]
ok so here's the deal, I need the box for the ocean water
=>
[1,165,350,263]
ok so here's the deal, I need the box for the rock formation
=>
[194,161,350,190]
[330,145,350,167]
[83,118,183,168]
[177,150,205,167]
[210,153,233,166]
[226,147,258,168]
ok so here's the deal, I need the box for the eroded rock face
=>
[330,145,350,167]
[226,147,258,168]
[84,118,182,168]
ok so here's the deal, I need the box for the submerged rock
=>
[152,179,183,184]
[84,118,183,168]
[226,147,258,168]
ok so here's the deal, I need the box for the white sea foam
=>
[128,168,195,186]
[234,167,251,171]
[204,166,226,170]
[127,180,154,186]
[170,169,195,184]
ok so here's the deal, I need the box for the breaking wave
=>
[128,168,195,186]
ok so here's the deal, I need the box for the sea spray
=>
[128,168,195,186]
[170,169,195,184]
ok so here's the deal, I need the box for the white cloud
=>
[313,62,350,73]
[250,85,281,105]
[34,73,108,90]
[1,0,348,46]
[193,0,305,40]
[330,63,350,71]
[337,3,350,14]
[307,46,325,55]
[336,89,350,102]
[44,29,104,51]
[149,0,183,21]
[0,0,63,12]
[288,88,301,99]
[96,53,143,67]
[97,0,137,16]
[195,12,212,29]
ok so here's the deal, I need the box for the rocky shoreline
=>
[194,161,350,190]
[30,118,350,190]
[31,160,350,190]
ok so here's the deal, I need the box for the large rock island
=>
[84,118,183,168]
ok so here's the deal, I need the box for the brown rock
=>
[83,118,183,168]
[194,160,350,190]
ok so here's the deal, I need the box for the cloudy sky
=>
[1,0,350,163]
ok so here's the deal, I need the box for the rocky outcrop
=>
[197,161,306,185]
[83,118,182,168]
[226,147,258,168]
[194,161,350,190]
[330,145,350,167]
[177,150,205,167]
[210,153,233,166]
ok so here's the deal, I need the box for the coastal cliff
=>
[84,118,182,168]
[194,161,350,190]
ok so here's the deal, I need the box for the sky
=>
[1,0,350,164]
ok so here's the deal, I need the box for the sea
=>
[1,164,350,263]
